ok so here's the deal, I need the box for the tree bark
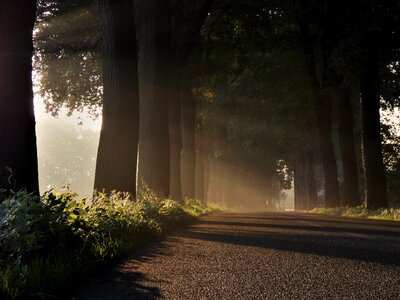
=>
[172,0,215,201]
[294,152,307,211]
[314,93,341,208]
[305,149,318,209]
[181,84,196,199]
[135,0,172,198]
[171,0,214,201]
[296,9,341,208]
[360,60,388,209]
[295,148,318,211]
[0,1,39,193]
[203,144,210,203]
[333,83,361,206]
[95,0,140,197]
[195,122,205,202]
[134,0,213,199]
[168,62,183,201]
[263,165,275,211]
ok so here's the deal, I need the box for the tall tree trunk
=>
[170,0,214,201]
[95,0,139,197]
[203,144,210,203]
[351,86,365,201]
[333,83,361,206]
[0,2,39,193]
[207,153,217,203]
[134,0,213,199]
[295,148,318,210]
[305,149,318,209]
[135,0,172,198]
[195,123,205,202]
[360,61,388,209]
[169,62,183,201]
[260,163,275,210]
[294,153,307,211]
[180,82,196,200]
[297,1,341,208]
[315,93,341,207]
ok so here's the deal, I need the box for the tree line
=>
[1,0,400,210]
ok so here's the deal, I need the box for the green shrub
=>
[183,198,216,217]
[0,189,213,299]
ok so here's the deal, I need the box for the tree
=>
[134,0,172,198]
[360,59,388,209]
[35,0,102,118]
[294,147,318,210]
[134,0,213,200]
[332,0,400,208]
[171,0,214,201]
[332,81,360,206]
[0,1,39,193]
[295,1,341,208]
[180,81,197,199]
[94,0,140,197]
[193,0,308,209]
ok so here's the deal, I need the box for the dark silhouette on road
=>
[73,212,400,299]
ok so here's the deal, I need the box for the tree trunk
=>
[169,62,183,201]
[297,2,341,208]
[360,61,388,209]
[181,84,196,199]
[95,0,139,197]
[295,148,318,211]
[315,94,341,208]
[305,149,318,209]
[195,123,205,202]
[170,0,214,201]
[333,83,361,206]
[264,167,275,211]
[203,145,210,203]
[135,0,172,198]
[0,1,39,193]
[294,153,307,211]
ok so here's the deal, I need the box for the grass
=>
[0,189,214,299]
[310,206,400,221]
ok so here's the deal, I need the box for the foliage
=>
[191,0,314,208]
[34,0,102,118]
[310,206,400,222]
[183,198,215,217]
[0,190,212,299]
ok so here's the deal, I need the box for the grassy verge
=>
[310,206,400,221]
[0,188,213,299]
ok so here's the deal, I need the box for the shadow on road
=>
[71,243,169,300]
[220,212,400,227]
[72,213,400,299]
[174,215,400,268]
[200,220,400,238]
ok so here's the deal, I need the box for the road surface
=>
[73,212,400,299]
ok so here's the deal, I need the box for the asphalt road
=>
[73,212,400,300]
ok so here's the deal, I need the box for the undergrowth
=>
[0,188,212,299]
[310,206,400,221]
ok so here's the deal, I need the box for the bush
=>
[0,189,213,299]
[183,198,214,217]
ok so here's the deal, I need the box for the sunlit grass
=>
[310,206,400,221]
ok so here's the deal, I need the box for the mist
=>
[34,97,100,199]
